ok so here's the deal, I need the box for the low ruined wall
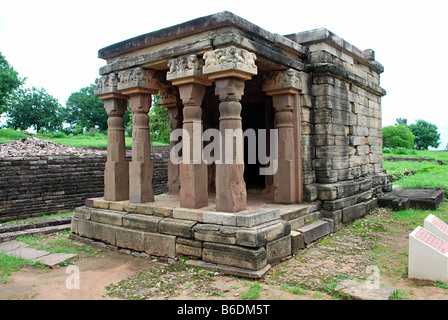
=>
[0,145,169,223]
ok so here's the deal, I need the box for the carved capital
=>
[117,67,162,94]
[159,86,182,108]
[262,68,302,96]
[94,73,128,99]
[167,55,211,86]
[202,46,257,80]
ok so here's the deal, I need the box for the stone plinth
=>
[71,194,323,278]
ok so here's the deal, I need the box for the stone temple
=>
[71,11,390,277]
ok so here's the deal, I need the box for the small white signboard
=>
[424,214,448,243]
[408,226,448,282]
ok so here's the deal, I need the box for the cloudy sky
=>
[1,0,447,149]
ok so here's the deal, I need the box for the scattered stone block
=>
[290,231,305,253]
[378,188,445,211]
[409,226,448,282]
[297,220,331,244]
[335,279,396,300]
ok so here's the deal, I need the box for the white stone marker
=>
[408,226,448,282]
[424,214,448,243]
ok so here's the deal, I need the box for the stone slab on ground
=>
[378,188,445,211]
[35,253,78,268]
[334,279,396,300]
[7,247,50,260]
[0,240,29,252]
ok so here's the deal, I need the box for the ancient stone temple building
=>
[71,11,390,277]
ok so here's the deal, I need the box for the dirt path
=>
[0,250,154,300]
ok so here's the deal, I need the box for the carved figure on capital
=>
[117,67,162,91]
[262,68,302,95]
[94,72,119,96]
[203,46,257,80]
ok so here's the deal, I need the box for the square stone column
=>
[118,67,162,203]
[263,68,304,203]
[159,87,183,195]
[167,55,212,208]
[203,46,257,212]
[94,73,129,201]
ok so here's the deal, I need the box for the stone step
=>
[0,223,72,243]
[0,216,73,234]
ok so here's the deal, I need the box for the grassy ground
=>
[383,149,448,192]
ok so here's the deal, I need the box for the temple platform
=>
[71,193,330,278]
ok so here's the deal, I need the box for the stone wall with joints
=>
[286,28,391,230]
[0,147,169,223]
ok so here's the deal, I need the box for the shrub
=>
[383,125,415,149]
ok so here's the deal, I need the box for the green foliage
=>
[382,125,415,149]
[0,128,28,143]
[0,52,24,115]
[5,86,63,132]
[64,84,109,133]
[408,119,441,150]
[149,95,169,144]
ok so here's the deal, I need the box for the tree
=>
[0,52,24,115]
[64,84,107,132]
[395,118,408,126]
[382,124,415,149]
[408,119,441,150]
[149,94,169,144]
[5,86,63,132]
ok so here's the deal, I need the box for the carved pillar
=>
[159,86,182,195]
[118,67,162,203]
[263,68,303,203]
[167,55,212,208]
[203,46,257,212]
[94,73,129,201]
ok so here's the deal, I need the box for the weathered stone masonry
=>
[72,12,390,278]
[0,146,169,223]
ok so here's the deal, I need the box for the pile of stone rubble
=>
[0,137,106,157]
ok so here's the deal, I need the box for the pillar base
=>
[104,161,129,201]
[129,161,154,203]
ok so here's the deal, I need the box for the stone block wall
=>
[287,29,391,230]
[0,146,169,223]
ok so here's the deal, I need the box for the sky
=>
[1,0,447,149]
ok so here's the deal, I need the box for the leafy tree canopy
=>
[0,52,24,115]
[408,119,441,150]
[64,84,107,132]
[5,86,63,133]
[382,124,415,149]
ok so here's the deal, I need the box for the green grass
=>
[1,211,73,226]
[241,282,263,300]
[0,252,47,284]
[383,149,448,193]
[384,149,448,162]
[0,129,29,143]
